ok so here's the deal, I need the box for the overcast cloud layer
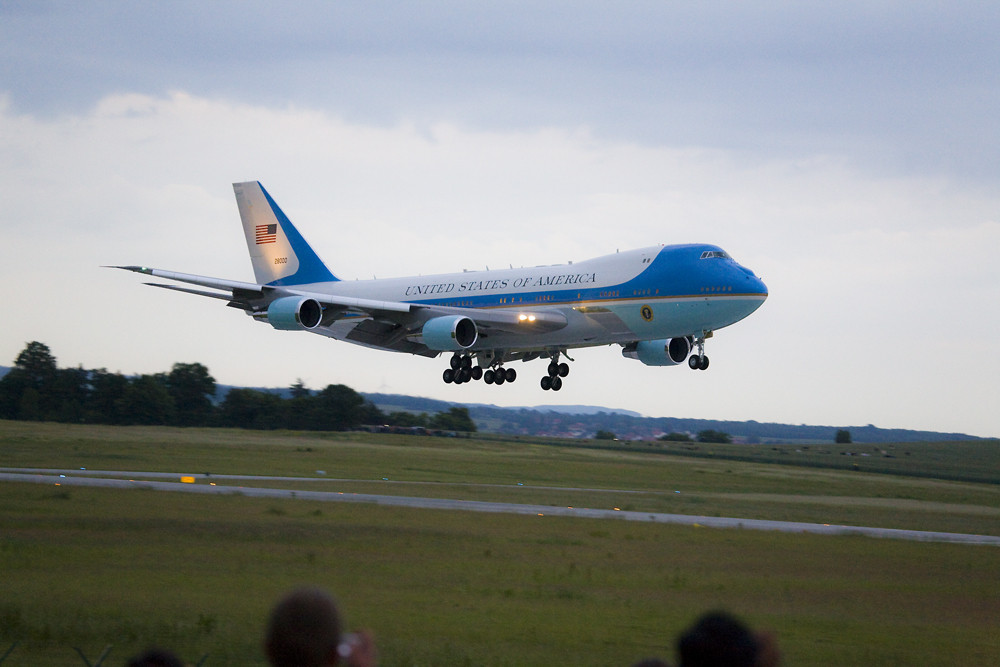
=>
[2,2,998,436]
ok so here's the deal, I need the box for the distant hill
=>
[359,392,985,444]
[528,404,642,418]
[363,393,641,418]
[4,370,988,443]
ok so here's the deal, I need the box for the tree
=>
[117,375,175,425]
[296,384,383,431]
[86,369,130,424]
[429,407,477,432]
[219,388,283,429]
[0,369,30,419]
[14,341,57,388]
[48,366,89,422]
[697,429,732,444]
[835,429,852,444]
[594,429,617,440]
[385,411,429,428]
[166,362,216,426]
[0,341,58,420]
[289,379,311,399]
[659,432,693,442]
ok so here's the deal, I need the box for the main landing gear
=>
[441,351,573,390]
[688,336,710,371]
[442,353,514,387]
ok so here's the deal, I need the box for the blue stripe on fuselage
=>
[402,244,767,310]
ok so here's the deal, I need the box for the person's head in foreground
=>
[264,587,375,667]
[677,611,780,667]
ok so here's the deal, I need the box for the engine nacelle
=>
[422,315,478,351]
[622,338,691,366]
[266,296,323,331]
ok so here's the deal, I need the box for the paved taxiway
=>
[3,468,999,546]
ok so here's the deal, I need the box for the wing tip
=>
[104,265,152,274]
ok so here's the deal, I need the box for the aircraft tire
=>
[688,355,702,370]
[450,354,463,370]
[541,376,552,390]
[551,376,563,391]
[699,355,710,370]
[558,362,569,377]
[505,368,517,383]
[495,371,505,385]
[443,368,455,383]
[472,366,483,380]
[484,370,495,384]
[547,362,559,377]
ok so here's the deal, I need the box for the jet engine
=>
[622,337,691,366]
[422,315,478,351]
[265,296,323,331]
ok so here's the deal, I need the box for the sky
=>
[1,1,998,437]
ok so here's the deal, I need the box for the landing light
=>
[518,314,536,322]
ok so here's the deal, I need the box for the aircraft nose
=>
[736,265,768,297]
[754,275,768,298]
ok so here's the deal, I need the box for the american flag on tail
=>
[255,224,277,244]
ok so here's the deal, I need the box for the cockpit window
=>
[700,250,730,259]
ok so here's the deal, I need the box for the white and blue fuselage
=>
[304,244,766,352]
[115,182,767,389]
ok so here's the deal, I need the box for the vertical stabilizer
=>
[233,181,339,286]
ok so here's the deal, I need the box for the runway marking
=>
[3,469,998,546]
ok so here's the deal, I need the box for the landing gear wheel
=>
[688,354,702,370]
[484,369,495,384]
[505,368,517,383]
[459,367,473,382]
[541,376,553,391]
[547,362,559,377]
[698,355,710,370]
[550,376,563,391]
[443,368,455,383]
[557,362,569,378]
[494,370,506,385]
[461,355,473,369]
[450,354,462,370]
[472,366,484,380]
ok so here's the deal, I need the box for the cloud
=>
[4,3,999,183]
[1,91,997,436]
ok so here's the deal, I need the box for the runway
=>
[4,468,999,546]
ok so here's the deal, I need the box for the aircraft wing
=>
[112,266,415,315]
[111,265,566,342]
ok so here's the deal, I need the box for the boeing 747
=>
[114,181,768,390]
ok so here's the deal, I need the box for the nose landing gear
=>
[688,336,710,370]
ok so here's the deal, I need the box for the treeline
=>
[0,342,476,432]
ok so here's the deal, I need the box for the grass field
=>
[2,421,999,665]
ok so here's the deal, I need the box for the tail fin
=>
[233,181,339,286]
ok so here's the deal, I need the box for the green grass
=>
[1,421,999,665]
[2,421,998,534]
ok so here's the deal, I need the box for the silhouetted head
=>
[264,587,343,667]
[677,611,758,667]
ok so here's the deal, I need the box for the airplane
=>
[113,181,768,391]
